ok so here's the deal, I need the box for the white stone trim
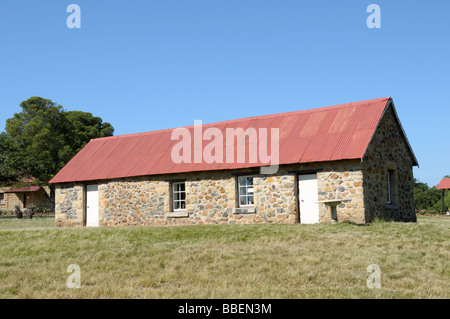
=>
[233,206,256,214]
[166,211,189,218]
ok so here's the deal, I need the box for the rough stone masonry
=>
[54,102,417,227]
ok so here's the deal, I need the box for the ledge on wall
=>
[385,204,400,210]
[165,211,189,218]
[233,207,256,214]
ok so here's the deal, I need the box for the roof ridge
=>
[94,97,391,141]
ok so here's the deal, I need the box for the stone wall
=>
[362,104,416,222]
[316,162,366,224]
[95,171,293,227]
[55,183,84,227]
[98,178,169,227]
[254,173,297,224]
[0,187,10,211]
[0,189,22,211]
[54,160,368,227]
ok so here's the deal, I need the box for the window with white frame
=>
[238,176,254,207]
[0,193,4,203]
[172,182,186,211]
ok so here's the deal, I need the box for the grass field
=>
[0,216,448,299]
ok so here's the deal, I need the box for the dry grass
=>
[0,216,448,298]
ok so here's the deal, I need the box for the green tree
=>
[446,192,450,212]
[414,177,450,214]
[413,178,428,193]
[65,111,114,153]
[432,194,450,213]
[0,132,23,183]
[2,97,114,184]
[413,179,441,213]
[6,97,68,182]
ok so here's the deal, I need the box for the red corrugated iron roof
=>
[437,178,450,190]
[5,186,41,193]
[50,97,415,184]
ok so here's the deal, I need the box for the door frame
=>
[84,184,99,227]
[24,192,32,208]
[290,169,322,224]
[297,172,320,224]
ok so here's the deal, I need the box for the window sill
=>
[233,206,256,214]
[385,204,400,210]
[166,211,189,218]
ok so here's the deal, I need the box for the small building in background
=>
[0,178,54,212]
[437,178,450,215]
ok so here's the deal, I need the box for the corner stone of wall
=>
[55,184,84,227]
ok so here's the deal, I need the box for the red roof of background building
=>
[49,97,416,184]
[437,178,450,190]
[5,186,41,193]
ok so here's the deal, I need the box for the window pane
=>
[173,182,186,210]
[174,200,186,210]
[174,182,185,192]
[237,176,256,207]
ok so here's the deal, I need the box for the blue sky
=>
[0,0,448,187]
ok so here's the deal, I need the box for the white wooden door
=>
[86,185,99,227]
[298,174,319,224]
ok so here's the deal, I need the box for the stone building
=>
[49,97,418,227]
[0,178,54,212]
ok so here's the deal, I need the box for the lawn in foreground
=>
[0,216,448,298]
